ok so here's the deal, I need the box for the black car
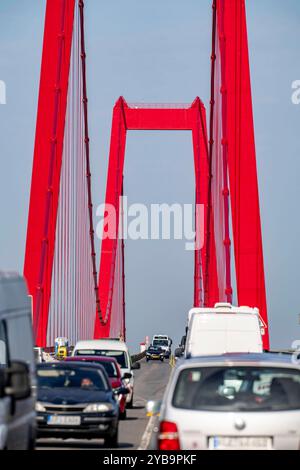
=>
[36,362,128,447]
[146,345,165,362]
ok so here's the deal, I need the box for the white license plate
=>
[209,436,272,450]
[47,415,81,426]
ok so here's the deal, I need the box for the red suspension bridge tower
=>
[24,0,269,350]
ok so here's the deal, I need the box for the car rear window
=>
[172,366,300,412]
[90,360,119,378]
[75,349,128,368]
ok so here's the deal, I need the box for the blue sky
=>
[0,0,299,350]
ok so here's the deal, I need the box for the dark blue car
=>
[36,362,127,447]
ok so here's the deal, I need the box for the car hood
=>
[37,388,111,404]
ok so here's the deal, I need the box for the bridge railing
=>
[131,351,146,363]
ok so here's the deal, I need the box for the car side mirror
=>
[131,362,141,370]
[113,386,129,396]
[5,361,31,400]
[175,347,183,358]
[123,372,132,379]
[146,400,162,416]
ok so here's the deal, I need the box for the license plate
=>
[47,415,81,426]
[209,436,272,450]
[152,355,160,359]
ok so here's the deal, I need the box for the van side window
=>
[0,321,8,367]
[6,316,34,366]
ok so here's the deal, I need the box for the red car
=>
[65,356,128,419]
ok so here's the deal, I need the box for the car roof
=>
[177,352,299,369]
[0,272,31,315]
[66,355,120,368]
[37,361,106,371]
[74,339,129,352]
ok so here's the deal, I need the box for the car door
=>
[5,314,36,450]
[0,319,12,449]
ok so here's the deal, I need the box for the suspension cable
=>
[204,0,217,306]
[78,0,104,325]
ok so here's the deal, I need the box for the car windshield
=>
[75,349,128,368]
[172,366,300,412]
[153,340,168,347]
[37,367,108,391]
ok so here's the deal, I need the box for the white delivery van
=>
[0,272,36,449]
[72,339,140,408]
[185,303,265,358]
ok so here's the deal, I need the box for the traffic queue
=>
[0,273,300,451]
[147,304,300,450]
[34,338,141,446]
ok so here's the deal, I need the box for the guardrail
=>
[131,351,146,363]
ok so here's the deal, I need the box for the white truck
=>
[182,303,266,358]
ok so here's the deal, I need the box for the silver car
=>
[149,353,300,450]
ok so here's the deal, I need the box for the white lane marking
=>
[138,415,155,450]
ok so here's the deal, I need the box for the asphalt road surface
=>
[36,358,172,450]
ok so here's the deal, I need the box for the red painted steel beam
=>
[94,98,127,338]
[94,97,215,338]
[24,0,75,346]
[216,0,269,348]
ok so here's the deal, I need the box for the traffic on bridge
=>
[0,0,299,459]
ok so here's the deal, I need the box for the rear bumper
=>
[125,383,134,403]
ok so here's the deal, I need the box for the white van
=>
[72,339,140,407]
[0,272,36,449]
[184,303,264,358]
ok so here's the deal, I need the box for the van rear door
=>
[187,313,263,356]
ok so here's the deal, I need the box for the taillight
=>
[158,421,180,450]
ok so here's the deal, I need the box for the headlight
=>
[35,402,46,412]
[83,403,114,413]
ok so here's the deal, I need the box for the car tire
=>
[119,408,127,420]
[160,358,164,362]
[104,426,119,448]
[146,358,149,362]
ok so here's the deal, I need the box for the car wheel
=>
[119,408,127,420]
[146,358,149,362]
[104,426,119,448]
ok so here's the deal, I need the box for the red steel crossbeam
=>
[215,0,269,348]
[94,97,219,339]
[24,0,75,346]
